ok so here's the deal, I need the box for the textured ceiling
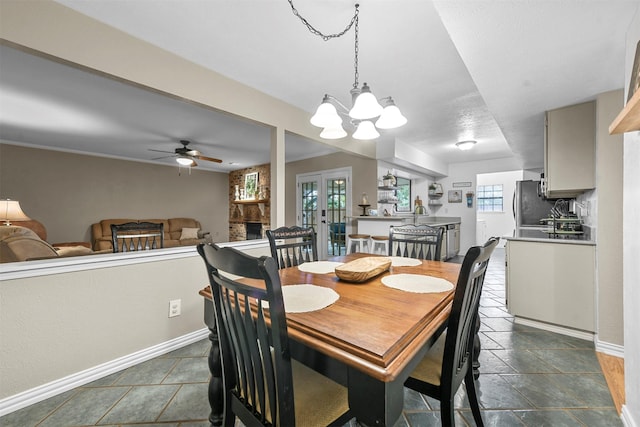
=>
[1,0,638,173]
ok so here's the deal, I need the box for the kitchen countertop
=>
[504,235,595,246]
[354,215,461,227]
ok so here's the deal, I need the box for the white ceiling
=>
[1,0,638,174]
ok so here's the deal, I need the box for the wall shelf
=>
[609,89,640,134]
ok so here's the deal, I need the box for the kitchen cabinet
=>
[506,239,595,332]
[544,101,595,198]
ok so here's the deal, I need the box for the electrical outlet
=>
[169,299,181,318]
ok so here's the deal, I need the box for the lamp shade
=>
[349,83,383,120]
[456,140,477,151]
[352,120,380,140]
[375,104,407,129]
[1,199,31,225]
[320,124,348,139]
[310,97,342,128]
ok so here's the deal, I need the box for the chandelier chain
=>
[287,1,359,41]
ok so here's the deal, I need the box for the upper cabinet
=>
[544,101,596,199]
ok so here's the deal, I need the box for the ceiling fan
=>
[149,139,222,167]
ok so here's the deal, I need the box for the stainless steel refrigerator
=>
[513,180,556,238]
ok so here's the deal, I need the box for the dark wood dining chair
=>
[388,224,444,260]
[197,243,352,427]
[404,237,500,427]
[110,221,164,253]
[265,225,318,269]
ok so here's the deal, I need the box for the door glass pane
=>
[327,178,346,256]
[300,181,318,230]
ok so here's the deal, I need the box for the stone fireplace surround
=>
[228,164,270,241]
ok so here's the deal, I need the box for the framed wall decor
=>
[244,172,258,199]
[448,190,462,203]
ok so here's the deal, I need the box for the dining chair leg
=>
[440,398,455,427]
[465,371,485,427]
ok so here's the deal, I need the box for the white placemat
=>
[265,284,339,313]
[388,256,422,267]
[297,261,344,274]
[381,274,454,293]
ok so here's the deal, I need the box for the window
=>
[477,184,503,212]
[395,177,411,212]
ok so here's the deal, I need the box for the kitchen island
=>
[354,215,461,260]
[505,235,596,339]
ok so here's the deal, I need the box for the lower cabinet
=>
[506,240,595,332]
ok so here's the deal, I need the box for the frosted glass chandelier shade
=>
[176,156,195,166]
[320,124,348,139]
[310,98,343,128]
[375,103,407,129]
[349,83,383,119]
[352,120,380,140]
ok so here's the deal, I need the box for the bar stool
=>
[347,234,371,254]
[370,235,390,255]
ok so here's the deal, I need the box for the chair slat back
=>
[442,237,499,390]
[389,224,444,260]
[110,222,164,253]
[197,244,295,427]
[266,226,318,269]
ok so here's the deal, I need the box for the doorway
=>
[297,168,352,259]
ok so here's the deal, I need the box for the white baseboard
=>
[595,339,625,359]
[513,317,595,341]
[0,328,209,417]
[622,404,638,427]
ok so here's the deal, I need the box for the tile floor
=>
[0,248,622,426]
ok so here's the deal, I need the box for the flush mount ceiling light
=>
[289,2,407,140]
[456,140,477,151]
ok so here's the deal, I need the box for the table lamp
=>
[1,199,31,226]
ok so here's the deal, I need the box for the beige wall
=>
[595,90,624,347]
[0,144,229,244]
[0,253,209,400]
[285,152,379,227]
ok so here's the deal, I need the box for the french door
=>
[297,168,352,260]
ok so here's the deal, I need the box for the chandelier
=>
[288,2,407,140]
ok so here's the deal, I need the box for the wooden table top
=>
[200,253,460,382]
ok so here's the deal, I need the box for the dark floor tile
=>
[500,374,589,408]
[478,350,518,374]
[39,387,129,427]
[490,349,559,373]
[114,358,178,385]
[98,385,179,425]
[475,374,534,410]
[0,390,77,427]
[162,357,210,384]
[513,409,583,426]
[568,408,623,426]
[481,317,517,332]
[402,388,431,411]
[462,409,525,426]
[478,306,511,318]
[479,332,505,351]
[482,331,537,349]
[529,349,601,373]
[83,371,124,387]
[158,383,210,422]
[163,339,210,358]
[404,410,468,427]
[480,297,505,307]
[546,373,615,407]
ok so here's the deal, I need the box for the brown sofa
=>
[91,218,209,251]
[1,226,94,263]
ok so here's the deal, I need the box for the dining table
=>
[199,252,462,427]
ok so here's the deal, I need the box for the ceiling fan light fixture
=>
[176,156,195,166]
[456,140,477,151]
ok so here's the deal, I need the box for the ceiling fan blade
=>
[195,154,223,163]
[148,149,175,154]
[186,149,200,156]
[151,154,177,160]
